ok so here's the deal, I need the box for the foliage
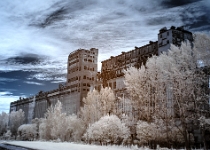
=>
[18,124,37,140]
[3,130,12,140]
[124,33,210,149]
[9,109,25,138]
[80,87,116,126]
[0,112,9,135]
[39,101,85,142]
[83,115,130,145]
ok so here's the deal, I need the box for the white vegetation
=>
[9,109,25,138]
[199,116,210,131]
[0,33,210,149]
[84,115,130,145]
[193,32,210,66]
[136,119,184,146]
[39,101,85,142]
[80,87,116,126]
[18,124,37,140]
[0,112,9,136]
[124,33,210,149]
[3,130,12,140]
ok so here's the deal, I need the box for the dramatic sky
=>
[0,0,210,113]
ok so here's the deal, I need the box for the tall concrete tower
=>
[67,48,98,105]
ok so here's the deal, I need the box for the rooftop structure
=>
[158,26,193,54]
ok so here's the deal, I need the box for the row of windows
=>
[68,76,94,83]
[69,59,79,66]
[159,31,169,38]
[84,66,95,71]
[84,54,95,58]
[84,58,94,63]
[69,83,92,88]
[83,75,94,81]
[102,46,157,68]
[68,66,80,74]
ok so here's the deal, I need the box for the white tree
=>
[50,101,67,141]
[18,124,37,141]
[65,114,85,142]
[3,130,12,140]
[124,33,210,149]
[39,118,47,140]
[39,101,85,142]
[80,87,116,126]
[0,112,9,136]
[136,120,157,146]
[9,109,25,139]
[40,101,67,141]
[84,115,130,145]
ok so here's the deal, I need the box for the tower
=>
[67,48,98,105]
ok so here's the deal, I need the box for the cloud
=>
[160,0,202,8]
[0,95,19,113]
[0,91,13,96]
[24,81,44,86]
[0,0,208,76]
[0,77,18,82]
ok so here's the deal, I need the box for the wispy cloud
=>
[0,91,13,96]
[0,77,18,82]
[24,81,44,86]
[0,0,208,76]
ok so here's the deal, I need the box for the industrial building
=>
[10,26,194,123]
[10,48,98,123]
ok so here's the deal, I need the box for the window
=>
[83,75,86,79]
[114,82,116,89]
[167,32,169,36]
[92,77,94,81]
[109,82,112,89]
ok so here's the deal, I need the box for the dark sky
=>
[0,0,210,112]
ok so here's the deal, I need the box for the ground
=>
[0,141,151,150]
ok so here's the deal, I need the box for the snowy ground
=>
[0,141,152,150]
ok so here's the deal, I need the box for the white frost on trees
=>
[84,115,130,145]
[18,124,37,141]
[80,87,116,126]
[9,109,25,138]
[39,101,85,142]
[0,112,9,135]
[124,33,210,148]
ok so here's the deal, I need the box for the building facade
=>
[10,26,195,123]
[158,26,193,54]
[10,48,98,123]
[67,48,98,106]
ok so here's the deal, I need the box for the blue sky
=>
[0,0,210,113]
